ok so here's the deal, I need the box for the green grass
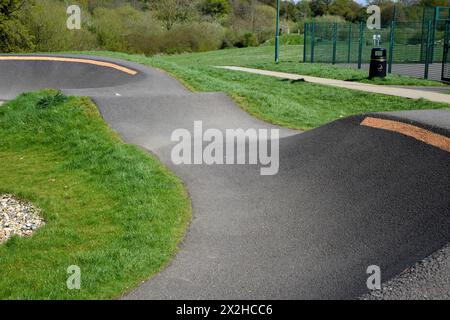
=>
[162,44,445,86]
[108,44,445,87]
[0,90,191,299]
[77,50,448,130]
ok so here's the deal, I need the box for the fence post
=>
[275,0,280,63]
[420,8,426,63]
[303,23,308,63]
[311,21,315,63]
[332,23,337,64]
[347,24,352,63]
[430,6,438,64]
[388,20,395,74]
[358,21,364,69]
[424,20,432,79]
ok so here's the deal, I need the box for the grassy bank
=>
[78,50,448,130]
[0,91,191,299]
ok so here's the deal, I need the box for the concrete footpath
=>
[217,66,450,104]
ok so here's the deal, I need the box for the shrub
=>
[93,6,163,55]
[200,0,230,18]
[0,19,35,52]
[264,34,304,46]
[93,6,133,52]
[222,29,239,48]
[37,92,68,109]
[20,0,97,52]
[253,4,276,43]
[162,22,225,54]
[230,32,258,48]
[1,0,301,54]
[0,0,35,52]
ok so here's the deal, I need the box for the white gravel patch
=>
[0,194,45,243]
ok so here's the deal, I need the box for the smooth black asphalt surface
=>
[1,54,449,299]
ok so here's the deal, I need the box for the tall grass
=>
[0,90,191,299]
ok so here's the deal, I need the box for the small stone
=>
[0,194,45,243]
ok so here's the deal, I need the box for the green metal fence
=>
[303,20,444,80]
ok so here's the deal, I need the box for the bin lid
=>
[371,47,387,58]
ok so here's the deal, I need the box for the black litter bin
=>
[369,48,387,79]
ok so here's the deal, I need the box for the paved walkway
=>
[388,85,450,94]
[217,66,450,104]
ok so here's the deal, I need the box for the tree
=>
[279,0,298,21]
[309,0,333,17]
[293,0,312,21]
[329,0,363,22]
[151,0,197,30]
[419,0,450,6]
[200,0,230,18]
[0,0,34,52]
[252,4,276,41]
[0,0,25,22]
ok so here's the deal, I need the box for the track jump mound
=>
[0,54,449,299]
[0,55,143,100]
[262,113,450,299]
[112,100,449,299]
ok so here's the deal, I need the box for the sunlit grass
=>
[0,90,191,299]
